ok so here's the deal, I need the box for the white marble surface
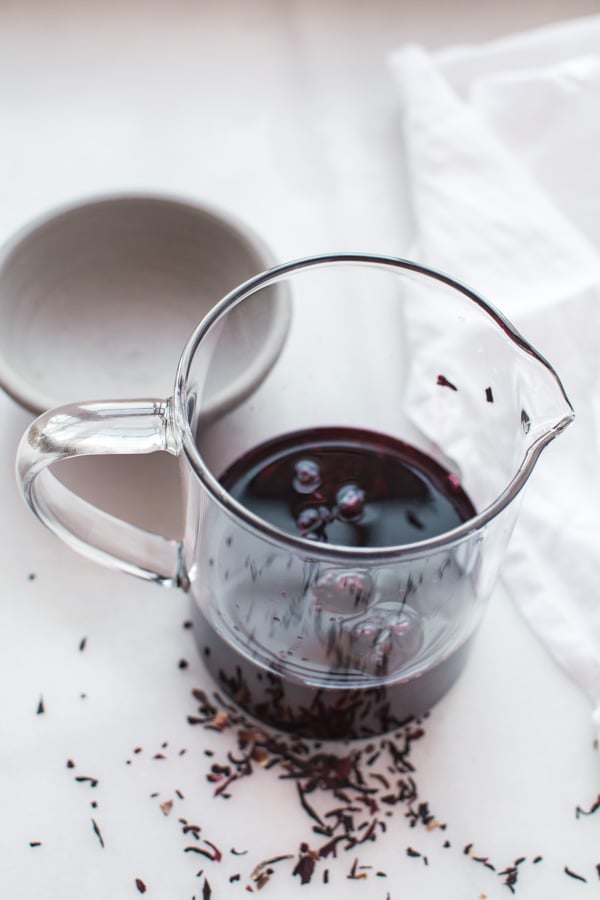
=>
[1,2,599,898]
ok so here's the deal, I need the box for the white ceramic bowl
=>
[0,194,290,416]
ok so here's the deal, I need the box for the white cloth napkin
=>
[389,15,600,738]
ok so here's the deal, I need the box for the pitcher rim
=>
[174,252,574,562]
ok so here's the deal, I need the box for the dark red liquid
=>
[220,426,475,547]
[193,427,478,739]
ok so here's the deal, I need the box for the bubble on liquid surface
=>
[313,569,374,613]
[337,613,423,677]
[293,459,321,494]
[335,484,366,522]
[296,507,322,535]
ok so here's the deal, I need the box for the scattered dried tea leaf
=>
[437,374,458,391]
[564,866,587,883]
[576,794,600,818]
[91,818,105,848]
[75,775,99,788]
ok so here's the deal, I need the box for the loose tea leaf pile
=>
[27,583,600,896]
[52,681,600,895]
[179,687,600,894]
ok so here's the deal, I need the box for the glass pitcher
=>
[16,254,574,739]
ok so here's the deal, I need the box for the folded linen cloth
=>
[389,15,600,738]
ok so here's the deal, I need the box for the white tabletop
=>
[1,2,599,898]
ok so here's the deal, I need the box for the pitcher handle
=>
[16,398,186,587]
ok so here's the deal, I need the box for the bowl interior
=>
[0,196,288,415]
